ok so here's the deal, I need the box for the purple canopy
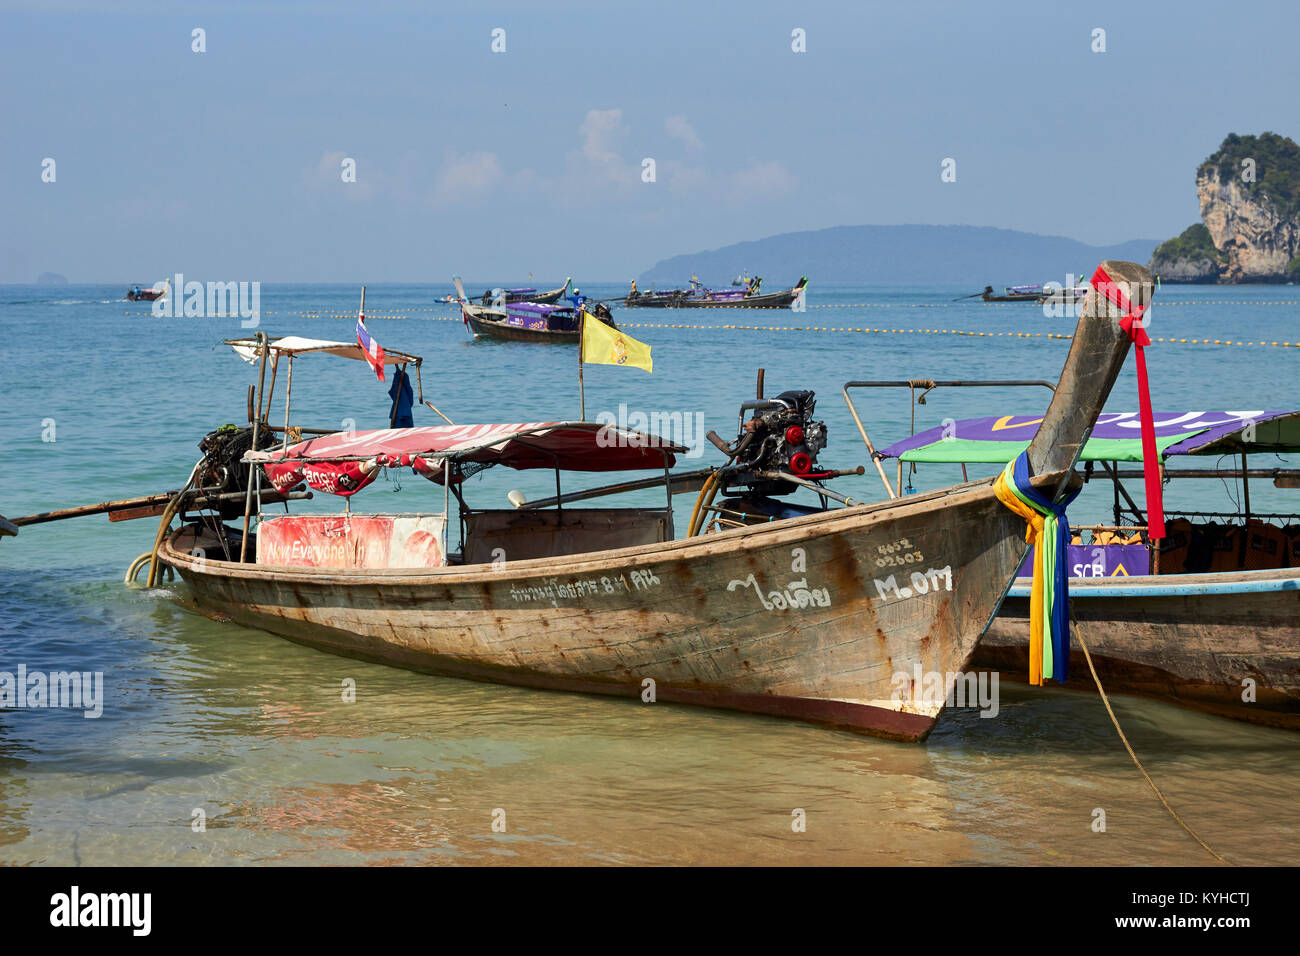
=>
[879,411,1300,464]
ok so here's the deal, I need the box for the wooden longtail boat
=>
[982,569,1300,728]
[625,277,808,309]
[461,300,616,344]
[690,277,809,309]
[125,280,169,302]
[470,278,572,307]
[149,262,1149,740]
[1039,284,1089,309]
[873,396,1300,728]
[624,287,695,308]
[975,285,1044,303]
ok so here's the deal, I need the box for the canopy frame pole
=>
[281,354,295,453]
[266,352,296,527]
[840,385,897,499]
[1111,465,1122,526]
[1242,451,1251,523]
[663,452,673,531]
[239,332,270,565]
[1099,460,1145,524]
[841,380,1057,502]
[443,459,451,561]
[263,353,280,422]
[554,461,563,524]
[423,401,455,425]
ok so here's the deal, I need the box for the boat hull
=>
[476,284,568,306]
[623,286,803,309]
[161,478,1036,741]
[624,292,691,308]
[691,288,803,309]
[126,290,163,301]
[465,313,579,343]
[530,286,567,305]
[977,568,1300,728]
[464,312,616,344]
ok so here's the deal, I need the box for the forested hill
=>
[638,225,1160,287]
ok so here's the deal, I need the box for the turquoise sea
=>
[1,280,1297,865]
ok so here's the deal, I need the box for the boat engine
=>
[194,424,280,520]
[691,381,863,536]
[709,389,829,497]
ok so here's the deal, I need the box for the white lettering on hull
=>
[507,569,661,605]
[726,574,832,611]
[873,566,954,603]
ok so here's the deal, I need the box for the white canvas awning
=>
[225,336,421,365]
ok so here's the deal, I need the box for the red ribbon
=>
[1092,265,1165,539]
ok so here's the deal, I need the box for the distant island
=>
[1150,132,1300,283]
[638,225,1160,287]
[36,272,69,285]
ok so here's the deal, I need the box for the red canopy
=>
[253,422,684,496]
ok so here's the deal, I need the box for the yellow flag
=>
[581,311,652,372]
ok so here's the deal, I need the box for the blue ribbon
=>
[1010,452,1079,681]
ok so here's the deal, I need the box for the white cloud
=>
[578,108,633,185]
[434,151,504,204]
[665,114,703,149]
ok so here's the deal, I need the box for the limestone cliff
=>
[1148,224,1222,283]
[1150,132,1300,283]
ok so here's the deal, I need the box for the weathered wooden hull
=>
[464,312,617,344]
[623,287,802,309]
[530,285,568,305]
[976,569,1300,728]
[691,288,803,309]
[624,292,690,308]
[161,477,1041,741]
[465,313,579,343]
[476,284,568,306]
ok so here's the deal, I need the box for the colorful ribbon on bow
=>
[994,453,1079,685]
[1091,265,1164,539]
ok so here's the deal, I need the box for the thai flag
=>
[356,311,385,381]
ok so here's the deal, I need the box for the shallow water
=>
[1,282,1297,865]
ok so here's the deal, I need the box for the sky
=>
[1,0,1296,283]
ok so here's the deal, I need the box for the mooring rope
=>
[1074,627,1231,865]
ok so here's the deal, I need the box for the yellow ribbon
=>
[994,470,1046,686]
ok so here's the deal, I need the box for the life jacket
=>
[1157,518,1193,574]
[1242,520,1288,570]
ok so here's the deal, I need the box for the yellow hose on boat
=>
[687,471,721,537]
[145,460,202,588]
[125,552,152,585]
